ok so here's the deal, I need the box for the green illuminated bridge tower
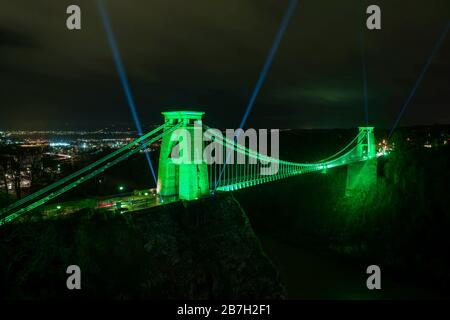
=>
[157,111,209,201]
[346,127,377,195]
[0,110,381,226]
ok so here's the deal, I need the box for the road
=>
[40,190,180,217]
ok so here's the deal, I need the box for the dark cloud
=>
[0,0,449,130]
[0,27,36,49]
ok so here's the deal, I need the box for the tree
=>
[0,154,9,195]
[11,149,23,199]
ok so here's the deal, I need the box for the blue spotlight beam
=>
[360,1,369,125]
[389,22,449,138]
[239,0,299,130]
[96,0,157,185]
[361,46,369,125]
[215,0,299,190]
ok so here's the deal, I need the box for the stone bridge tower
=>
[346,127,377,195]
[157,111,209,201]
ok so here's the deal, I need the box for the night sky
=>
[0,0,449,130]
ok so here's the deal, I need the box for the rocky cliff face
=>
[0,194,285,299]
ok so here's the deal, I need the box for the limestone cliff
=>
[0,194,285,299]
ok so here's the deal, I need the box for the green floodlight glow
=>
[119,186,125,191]
[144,192,149,196]
[57,205,62,210]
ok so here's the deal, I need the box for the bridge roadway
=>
[36,189,179,218]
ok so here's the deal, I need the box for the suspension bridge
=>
[0,111,379,226]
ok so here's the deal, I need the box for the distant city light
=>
[50,142,70,147]
[377,150,390,157]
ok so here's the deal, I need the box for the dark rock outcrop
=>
[0,194,285,299]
